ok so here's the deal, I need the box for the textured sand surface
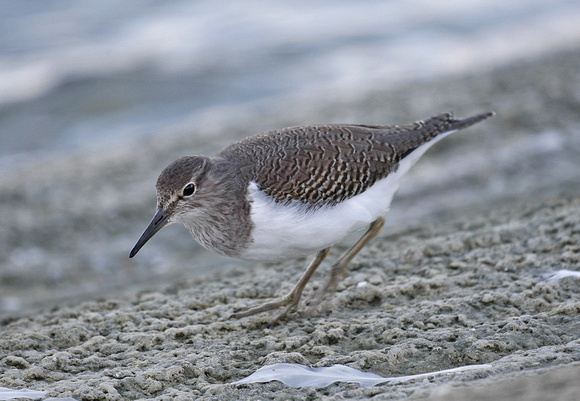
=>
[1,48,579,400]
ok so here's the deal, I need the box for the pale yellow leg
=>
[230,247,331,326]
[308,217,385,309]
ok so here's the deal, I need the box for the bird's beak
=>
[129,209,171,258]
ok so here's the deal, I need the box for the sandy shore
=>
[1,48,579,400]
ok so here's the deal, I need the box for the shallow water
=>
[1,0,580,165]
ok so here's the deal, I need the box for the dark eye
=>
[182,183,196,197]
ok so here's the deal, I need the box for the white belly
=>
[239,129,455,261]
[240,179,393,261]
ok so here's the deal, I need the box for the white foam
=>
[0,387,46,400]
[541,270,580,281]
[234,362,492,388]
[2,0,580,107]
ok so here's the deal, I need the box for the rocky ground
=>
[0,48,579,400]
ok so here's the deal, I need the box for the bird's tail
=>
[448,111,495,132]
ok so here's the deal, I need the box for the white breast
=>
[239,129,456,261]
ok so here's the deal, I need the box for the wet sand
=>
[1,48,579,400]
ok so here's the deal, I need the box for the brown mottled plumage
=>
[130,111,494,324]
[217,112,491,208]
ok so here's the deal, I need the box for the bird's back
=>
[216,112,491,209]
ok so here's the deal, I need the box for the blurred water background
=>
[2,0,580,315]
[2,0,580,168]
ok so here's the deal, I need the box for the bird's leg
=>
[230,247,331,325]
[307,217,386,311]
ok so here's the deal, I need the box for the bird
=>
[130,111,494,324]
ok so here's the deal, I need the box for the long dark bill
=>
[129,209,171,258]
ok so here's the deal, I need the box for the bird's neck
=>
[182,158,253,257]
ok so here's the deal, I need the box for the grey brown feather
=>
[155,155,254,256]
[148,112,492,257]
[216,112,493,208]
[130,111,493,323]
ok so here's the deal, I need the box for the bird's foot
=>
[302,274,341,317]
[230,248,332,326]
[305,218,386,315]
[230,290,301,327]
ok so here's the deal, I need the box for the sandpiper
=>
[130,112,494,324]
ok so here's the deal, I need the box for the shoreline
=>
[1,47,579,400]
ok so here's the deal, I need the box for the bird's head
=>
[129,156,211,258]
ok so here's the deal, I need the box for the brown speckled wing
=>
[217,112,491,207]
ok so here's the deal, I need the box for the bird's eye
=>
[182,183,196,197]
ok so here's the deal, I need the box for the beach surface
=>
[1,47,580,400]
